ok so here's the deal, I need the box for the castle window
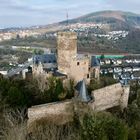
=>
[87,74,89,79]
[77,62,80,66]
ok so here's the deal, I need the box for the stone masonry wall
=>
[90,83,130,111]
[120,85,130,109]
[28,83,130,130]
[28,100,73,129]
[57,32,77,74]
[69,58,90,83]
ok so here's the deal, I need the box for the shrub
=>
[79,112,128,140]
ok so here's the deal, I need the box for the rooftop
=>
[33,54,56,64]
[91,56,100,67]
[76,80,91,102]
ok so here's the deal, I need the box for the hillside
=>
[59,10,140,31]
[2,10,140,32]
[115,29,140,53]
[1,10,140,54]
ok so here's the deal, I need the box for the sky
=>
[1,0,140,28]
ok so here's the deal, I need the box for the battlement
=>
[57,32,77,39]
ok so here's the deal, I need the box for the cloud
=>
[0,0,140,28]
[106,0,140,13]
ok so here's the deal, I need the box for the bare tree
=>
[0,108,27,140]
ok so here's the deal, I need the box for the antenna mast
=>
[66,10,69,29]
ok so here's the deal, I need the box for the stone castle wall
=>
[69,57,90,83]
[28,100,71,124]
[90,83,130,111]
[28,83,130,129]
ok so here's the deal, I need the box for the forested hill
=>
[59,10,140,31]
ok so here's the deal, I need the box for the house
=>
[113,73,120,80]
[132,67,140,72]
[105,59,111,65]
[108,68,113,73]
[0,70,8,75]
[131,71,140,80]
[121,72,131,80]
[134,59,140,63]
[116,59,122,65]
[114,67,122,73]
[123,67,132,72]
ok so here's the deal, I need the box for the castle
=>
[32,32,100,84]
[28,32,130,129]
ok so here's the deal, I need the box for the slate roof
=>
[91,56,100,67]
[76,54,88,60]
[121,72,131,79]
[120,79,129,85]
[76,80,91,102]
[52,71,67,77]
[132,71,140,78]
[33,54,57,64]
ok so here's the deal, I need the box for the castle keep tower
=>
[57,32,77,74]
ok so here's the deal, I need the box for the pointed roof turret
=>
[91,56,100,67]
[77,80,91,102]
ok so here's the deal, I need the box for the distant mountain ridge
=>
[1,10,140,54]
[2,10,140,32]
[58,10,140,31]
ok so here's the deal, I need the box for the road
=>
[5,61,33,78]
